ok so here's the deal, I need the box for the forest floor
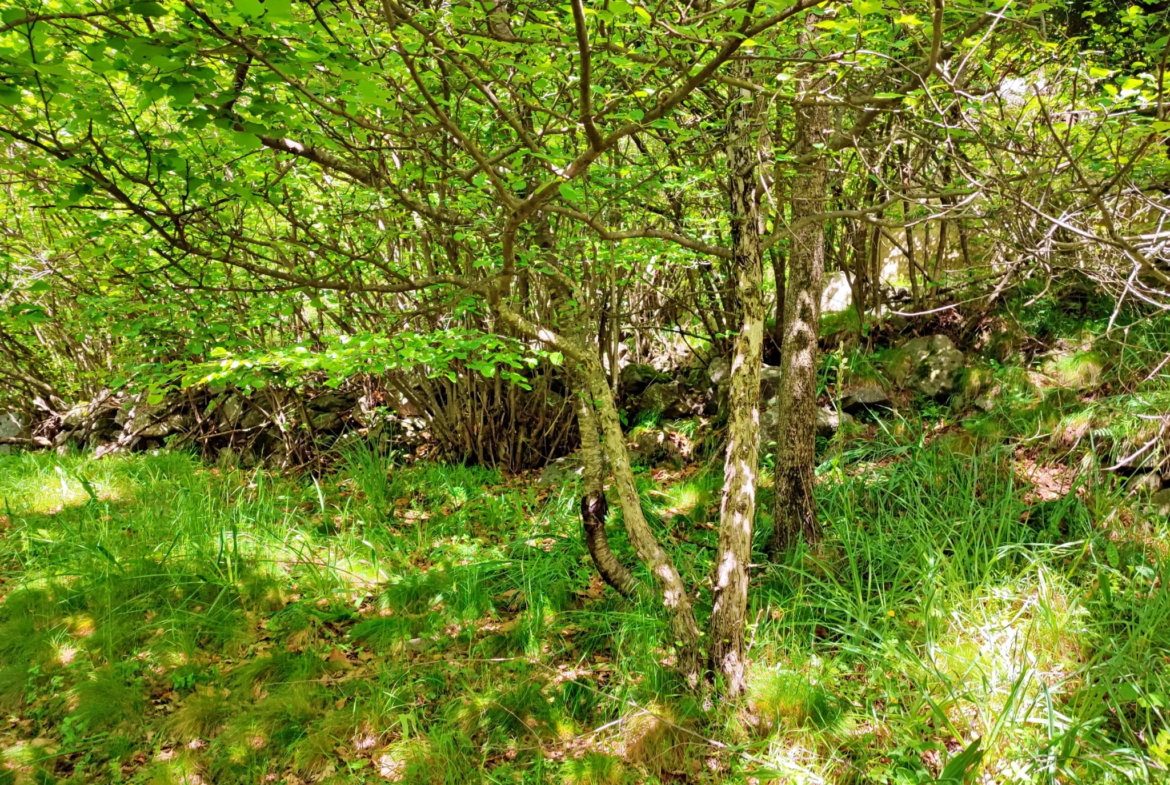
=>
[2,317,1170,784]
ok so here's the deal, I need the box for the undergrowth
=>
[0,433,1165,784]
[0,298,1167,783]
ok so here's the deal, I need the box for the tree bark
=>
[583,361,703,685]
[577,390,639,598]
[492,251,702,687]
[770,19,828,555]
[769,247,786,356]
[709,76,766,697]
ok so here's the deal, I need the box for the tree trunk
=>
[492,257,702,687]
[769,247,786,356]
[708,77,766,696]
[583,361,703,685]
[770,20,828,555]
[577,390,639,598]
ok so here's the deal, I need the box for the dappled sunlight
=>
[0,441,1166,783]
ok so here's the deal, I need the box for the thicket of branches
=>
[1,0,1168,690]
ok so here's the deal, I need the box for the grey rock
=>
[218,395,244,427]
[841,385,893,414]
[706,358,731,387]
[816,407,854,438]
[132,413,192,438]
[62,403,90,430]
[308,392,357,413]
[240,408,268,430]
[1130,471,1166,496]
[122,399,192,438]
[620,363,672,395]
[0,411,29,455]
[310,411,343,431]
[0,410,27,439]
[760,365,783,400]
[629,427,684,466]
[114,397,136,427]
[821,270,853,314]
[636,381,691,419]
[889,335,966,399]
[537,457,583,488]
[1152,489,1170,517]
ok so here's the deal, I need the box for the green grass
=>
[0,434,1165,783]
[3,293,1170,784]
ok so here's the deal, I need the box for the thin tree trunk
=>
[769,247,786,354]
[583,362,703,685]
[577,390,639,597]
[709,75,766,696]
[770,19,828,555]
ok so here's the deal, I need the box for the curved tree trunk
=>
[708,75,766,697]
[583,362,703,685]
[771,20,828,555]
[577,390,639,597]
[493,249,702,687]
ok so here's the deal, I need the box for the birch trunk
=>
[708,76,766,696]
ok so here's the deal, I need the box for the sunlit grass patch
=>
[0,431,1167,783]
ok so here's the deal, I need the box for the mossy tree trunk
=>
[576,390,638,598]
[708,74,766,697]
[770,19,828,555]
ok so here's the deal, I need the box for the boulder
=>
[816,407,854,438]
[0,411,30,455]
[309,411,343,431]
[537,456,583,488]
[240,407,268,430]
[629,427,684,466]
[760,365,782,400]
[1152,489,1170,517]
[889,335,966,398]
[217,395,245,427]
[706,357,730,387]
[708,360,780,421]
[840,385,893,415]
[121,398,192,438]
[1130,471,1166,496]
[308,392,357,413]
[762,404,852,441]
[620,363,672,395]
[61,402,93,430]
[635,381,691,419]
[821,270,853,314]
[130,411,192,439]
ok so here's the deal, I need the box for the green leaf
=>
[129,1,169,17]
[233,131,264,150]
[852,0,883,15]
[235,0,265,17]
[937,738,983,783]
[168,83,196,106]
[558,182,584,201]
